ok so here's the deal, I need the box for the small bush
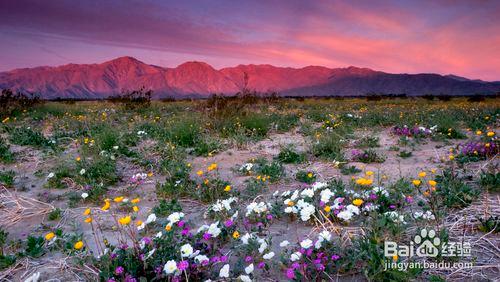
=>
[312,133,345,161]
[295,170,317,184]
[352,149,385,163]
[340,165,361,175]
[276,145,306,164]
[9,127,53,148]
[152,199,182,217]
[0,170,15,187]
[480,171,499,192]
[0,137,14,163]
[355,136,380,148]
[436,172,479,209]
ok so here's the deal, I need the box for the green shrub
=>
[276,145,306,164]
[312,133,345,161]
[0,170,15,187]
[9,127,52,148]
[436,172,479,209]
[295,170,317,184]
[0,137,14,163]
[152,199,182,217]
[355,136,380,148]
[340,165,361,175]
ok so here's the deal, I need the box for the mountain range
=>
[1,56,499,99]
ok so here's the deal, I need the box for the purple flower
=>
[220,255,228,263]
[178,220,185,227]
[258,262,266,269]
[285,268,296,279]
[224,219,233,227]
[266,214,273,220]
[210,256,220,263]
[115,266,124,275]
[389,204,396,210]
[331,254,340,261]
[203,232,212,240]
[177,260,189,271]
[142,237,151,245]
[316,264,325,271]
[369,193,377,200]
[291,262,301,269]
[245,256,253,263]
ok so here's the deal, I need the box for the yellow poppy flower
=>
[45,232,55,241]
[74,241,84,250]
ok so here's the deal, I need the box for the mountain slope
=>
[0,57,499,99]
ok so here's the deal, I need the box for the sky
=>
[0,0,499,81]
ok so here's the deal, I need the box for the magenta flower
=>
[115,266,124,275]
[285,268,296,279]
[177,260,189,271]
[245,256,253,262]
[203,232,212,240]
[224,219,233,227]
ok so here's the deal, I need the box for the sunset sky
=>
[0,0,499,81]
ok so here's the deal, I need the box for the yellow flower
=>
[352,199,364,206]
[118,216,131,225]
[485,143,490,148]
[449,155,455,161]
[428,180,437,187]
[224,185,231,192]
[487,131,495,137]
[412,179,421,186]
[187,163,192,167]
[114,196,124,203]
[45,232,55,241]
[196,170,203,176]
[76,156,81,162]
[165,224,172,231]
[131,198,140,204]
[307,172,313,178]
[147,172,154,177]
[133,206,139,212]
[418,172,426,178]
[84,217,92,223]
[83,208,91,216]
[365,171,374,176]
[431,168,437,174]
[74,241,84,250]
[204,179,209,185]
[136,220,143,226]
[232,231,240,239]
[101,200,111,211]
[355,178,373,186]
[324,205,331,212]
[476,130,482,136]
[287,201,295,207]
[393,255,398,261]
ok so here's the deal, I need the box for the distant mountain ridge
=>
[1,56,499,99]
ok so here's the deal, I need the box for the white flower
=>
[300,239,313,249]
[145,213,157,224]
[24,272,40,282]
[164,260,177,274]
[300,188,314,198]
[279,240,290,247]
[312,181,327,190]
[195,255,209,264]
[79,169,86,175]
[81,192,89,199]
[113,145,119,150]
[240,233,252,245]
[245,263,254,274]
[180,243,194,257]
[208,222,221,237]
[263,252,275,259]
[258,241,268,253]
[155,231,162,238]
[47,172,54,179]
[167,212,184,224]
[320,189,334,203]
[137,222,146,231]
[219,264,230,278]
[239,275,252,282]
[290,251,302,261]
[319,230,331,241]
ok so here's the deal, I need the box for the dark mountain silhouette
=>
[0,56,498,99]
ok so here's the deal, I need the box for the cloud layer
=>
[1,0,499,80]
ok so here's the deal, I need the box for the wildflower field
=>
[0,97,498,281]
